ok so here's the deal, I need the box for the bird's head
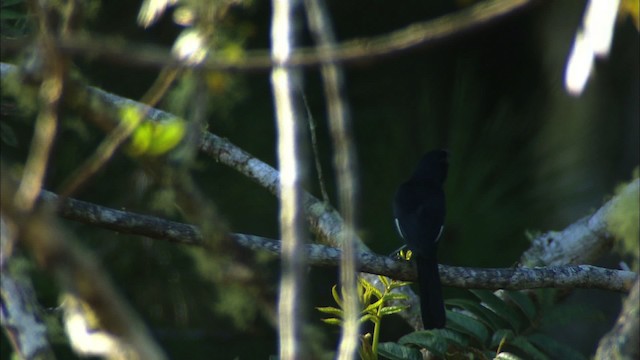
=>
[411,149,449,184]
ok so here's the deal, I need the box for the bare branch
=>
[521,179,639,266]
[13,1,67,212]
[38,190,637,293]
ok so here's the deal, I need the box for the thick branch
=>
[595,276,640,359]
[521,179,639,266]
[39,191,637,293]
[1,0,538,72]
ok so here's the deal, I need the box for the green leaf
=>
[389,281,412,290]
[446,298,509,331]
[504,291,537,322]
[382,292,409,302]
[446,309,490,346]
[396,330,448,357]
[490,328,515,349]
[379,305,408,316]
[470,290,525,331]
[437,328,469,348]
[379,275,391,288]
[377,342,422,360]
[360,333,376,360]
[368,283,383,300]
[360,313,378,324]
[321,318,342,326]
[363,297,385,313]
[509,336,550,360]
[331,285,343,307]
[527,333,587,360]
[145,118,186,155]
[316,306,343,317]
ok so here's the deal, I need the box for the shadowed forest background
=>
[1,0,638,359]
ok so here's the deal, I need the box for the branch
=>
[0,0,538,72]
[521,179,640,266]
[304,0,361,356]
[39,190,637,293]
[595,275,640,359]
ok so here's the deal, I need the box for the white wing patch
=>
[394,218,406,240]
[435,225,444,242]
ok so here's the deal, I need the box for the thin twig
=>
[304,0,360,358]
[301,93,331,204]
[13,1,66,212]
[1,0,538,72]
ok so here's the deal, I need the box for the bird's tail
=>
[416,255,446,329]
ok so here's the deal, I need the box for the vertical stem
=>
[304,1,360,359]
[271,0,306,359]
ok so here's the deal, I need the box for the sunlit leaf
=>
[173,29,208,64]
[359,313,377,324]
[321,318,342,326]
[129,123,153,156]
[389,281,412,290]
[363,297,384,313]
[382,292,409,302]
[138,0,178,28]
[316,306,343,317]
[379,275,390,288]
[145,119,186,155]
[495,352,525,360]
[379,305,408,316]
[331,285,343,307]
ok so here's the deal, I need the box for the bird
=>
[393,149,448,329]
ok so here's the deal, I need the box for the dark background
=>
[1,0,638,358]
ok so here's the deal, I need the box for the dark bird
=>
[393,150,448,329]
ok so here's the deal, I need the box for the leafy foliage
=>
[0,0,29,38]
[378,289,592,360]
[606,171,640,271]
[317,276,411,360]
